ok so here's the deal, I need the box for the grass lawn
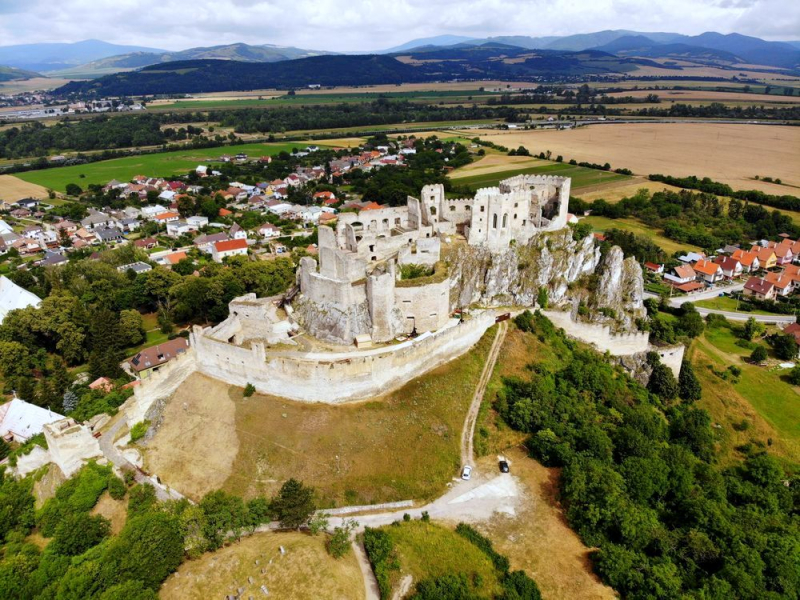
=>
[694,295,782,316]
[581,215,702,255]
[691,326,800,466]
[449,162,630,191]
[15,139,343,192]
[381,520,502,597]
[160,530,364,600]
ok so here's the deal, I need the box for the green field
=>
[694,296,781,316]
[449,162,631,191]
[582,214,702,254]
[15,140,344,192]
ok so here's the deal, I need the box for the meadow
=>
[14,139,351,191]
[449,160,630,191]
[581,214,702,254]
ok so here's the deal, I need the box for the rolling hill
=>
[0,65,42,82]
[55,45,664,97]
[591,36,745,63]
[64,42,332,77]
[0,39,166,73]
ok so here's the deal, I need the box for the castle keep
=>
[295,174,571,344]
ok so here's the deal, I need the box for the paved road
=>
[691,306,796,323]
[461,321,507,468]
[352,540,381,600]
[666,283,745,307]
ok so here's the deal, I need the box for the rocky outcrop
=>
[293,296,372,345]
[446,230,645,331]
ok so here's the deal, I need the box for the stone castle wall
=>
[192,311,496,403]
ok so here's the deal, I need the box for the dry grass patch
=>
[142,373,239,501]
[90,491,128,535]
[222,330,496,506]
[450,154,544,178]
[475,447,617,600]
[474,123,800,193]
[0,174,50,202]
[159,531,364,600]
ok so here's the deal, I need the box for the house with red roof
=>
[665,264,697,285]
[712,255,743,280]
[743,276,776,301]
[692,260,723,284]
[211,238,248,263]
[732,249,761,273]
[643,262,664,275]
[765,271,794,296]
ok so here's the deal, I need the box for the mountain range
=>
[1,29,798,87]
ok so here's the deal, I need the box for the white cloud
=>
[0,0,796,51]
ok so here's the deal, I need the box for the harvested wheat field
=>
[159,530,364,600]
[606,89,800,104]
[574,179,686,203]
[476,447,616,600]
[475,123,800,193]
[450,154,543,177]
[0,174,50,202]
[142,373,239,501]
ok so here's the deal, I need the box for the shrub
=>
[327,519,357,559]
[108,475,127,501]
[51,511,110,556]
[129,420,150,443]
[750,345,768,363]
[243,383,256,397]
[363,527,399,599]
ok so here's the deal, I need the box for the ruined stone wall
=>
[394,276,451,334]
[193,311,496,403]
[543,310,651,355]
[43,419,103,477]
[398,237,441,267]
[125,350,199,425]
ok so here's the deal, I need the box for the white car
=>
[461,465,472,480]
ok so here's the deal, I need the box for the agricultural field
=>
[473,123,800,194]
[142,330,496,506]
[605,89,800,104]
[0,173,50,201]
[581,214,702,254]
[159,531,364,600]
[449,160,630,191]
[693,296,782,316]
[690,324,800,466]
[13,139,358,192]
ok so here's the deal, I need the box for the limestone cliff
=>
[293,296,372,345]
[445,229,645,331]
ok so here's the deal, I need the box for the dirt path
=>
[353,540,381,600]
[461,321,508,468]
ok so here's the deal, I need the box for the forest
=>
[505,310,799,599]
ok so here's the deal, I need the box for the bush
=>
[363,527,399,599]
[327,519,357,559]
[129,420,150,443]
[750,345,768,363]
[108,475,127,501]
[243,383,256,397]
[51,511,110,556]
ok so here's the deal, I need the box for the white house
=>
[186,215,209,229]
[0,275,41,323]
[141,204,167,218]
[0,397,64,443]
[229,223,248,240]
[258,223,282,238]
[211,238,249,263]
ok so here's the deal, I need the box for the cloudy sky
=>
[0,0,797,51]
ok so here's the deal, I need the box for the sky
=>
[0,0,798,51]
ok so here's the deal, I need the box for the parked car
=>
[461,465,472,480]
[499,460,510,473]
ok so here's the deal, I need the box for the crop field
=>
[159,531,364,600]
[606,89,800,104]
[449,160,630,191]
[0,174,50,200]
[473,123,800,194]
[13,139,353,191]
[582,214,702,254]
[143,329,496,506]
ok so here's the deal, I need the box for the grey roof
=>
[118,261,152,274]
[41,251,67,266]
[95,227,125,242]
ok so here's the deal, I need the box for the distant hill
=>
[0,39,166,73]
[543,30,684,51]
[591,36,744,63]
[0,65,42,82]
[56,46,663,97]
[64,43,331,77]
[681,32,800,68]
[379,35,478,53]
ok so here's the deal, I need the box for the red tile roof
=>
[744,276,774,295]
[214,239,248,252]
[129,337,189,373]
[674,282,704,293]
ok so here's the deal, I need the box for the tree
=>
[743,317,765,341]
[65,183,83,196]
[87,308,123,380]
[271,479,316,529]
[771,334,798,360]
[787,365,800,385]
[328,518,358,558]
[537,287,548,309]
[678,361,702,402]
[750,345,768,363]
[51,512,110,556]
[648,363,679,400]
[118,309,145,347]
[63,390,79,413]
[99,580,159,600]
[678,309,705,338]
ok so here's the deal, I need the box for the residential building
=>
[664,265,697,285]
[750,246,777,270]
[765,272,794,296]
[0,398,64,443]
[0,275,41,323]
[643,262,664,275]
[127,337,190,379]
[117,262,152,275]
[731,249,760,273]
[258,223,281,238]
[211,238,248,263]
[743,276,776,301]
[229,223,248,240]
[713,255,743,280]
